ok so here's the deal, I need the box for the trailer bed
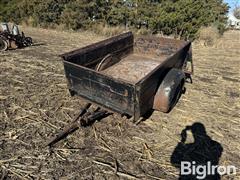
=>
[61,32,192,120]
[103,53,168,83]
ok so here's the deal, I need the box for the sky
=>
[224,0,239,11]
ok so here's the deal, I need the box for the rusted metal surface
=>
[61,32,192,121]
[62,32,136,116]
[135,36,187,57]
[102,54,167,83]
[80,110,109,126]
[47,104,110,147]
[47,103,91,147]
[153,68,185,112]
[134,42,191,119]
[61,32,134,69]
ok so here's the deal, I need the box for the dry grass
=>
[92,23,128,37]
[0,27,239,179]
[196,26,221,47]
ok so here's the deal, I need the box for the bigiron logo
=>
[181,161,237,179]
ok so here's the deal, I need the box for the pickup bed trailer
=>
[47,32,193,146]
[61,32,192,120]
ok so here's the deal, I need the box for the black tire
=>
[153,68,185,113]
[169,79,184,111]
[24,37,33,46]
[0,37,8,51]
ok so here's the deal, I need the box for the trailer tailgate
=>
[64,61,136,115]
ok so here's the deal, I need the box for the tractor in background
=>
[0,23,32,51]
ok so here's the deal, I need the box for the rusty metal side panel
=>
[64,61,135,116]
[134,36,187,57]
[61,32,134,68]
[135,42,191,118]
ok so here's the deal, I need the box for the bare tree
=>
[233,0,240,19]
[233,6,240,19]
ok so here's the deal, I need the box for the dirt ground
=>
[0,27,239,179]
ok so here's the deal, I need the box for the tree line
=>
[0,0,229,39]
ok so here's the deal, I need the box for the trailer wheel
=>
[0,37,8,51]
[153,68,185,113]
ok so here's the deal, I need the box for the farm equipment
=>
[47,32,193,147]
[0,23,32,51]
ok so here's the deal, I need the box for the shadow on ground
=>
[171,122,223,179]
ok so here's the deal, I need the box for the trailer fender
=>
[153,68,185,113]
